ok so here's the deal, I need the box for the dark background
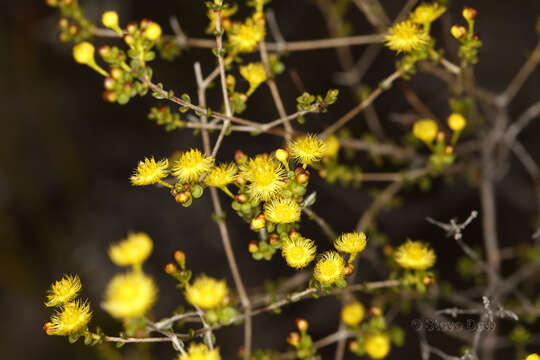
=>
[2,0,540,359]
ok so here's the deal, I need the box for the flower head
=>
[385,20,429,53]
[109,232,153,267]
[130,157,169,186]
[409,3,446,25]
[240,62,267,95]
[205,163,237,187]
[334,232,367,254]
[526,354,540,360]
[240,154,287,201]
[102,11,120,30]
[228,18,265,53]
[45,274,82,307]
[288,134,326,167]
[73,41,95,65]
[413,119,438,143]
[173,149,214,183]
[323,135,340,158]
[264,198,301,224]
[365,333,391,359]
[185,275,228,309]
[314,251,345,285]
[394,240,436,270]
[447,113,466,132]
[281,235,317,269]
[49,300,92,335]
[102,272,157,319]
[341,302,365,326]
[179,343,221,360]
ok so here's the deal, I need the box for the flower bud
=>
[102,11,120,31]
[436,131,446,142]
[226,74,235,88]
[68,24,79,36]
[287,332,301,346]
[318,168,328,178]
[383,245,393,256]
[349,340,361,353]
[451,25,467,39]
[43,321,55,335]
[248,241,259,253]
[288,228,298,236]
[295,318,308,332]
[164,262,177,274]
[173,250,186,268]
[98,45,111,58]
[369,306,382,317]
[344,263,355,276]
[250,213,266,231]
[421,274,434,286]
[234,149,247,164]
[447,113,466,132]
[57,17,69,29]
[104,77,115,90]
[103,90,118,103]
[269,233,280,245]
[73,41,95,65]
[462,7,477,21]
[444,145,454,155]
[175,190,191,204]
[275,148,289,163]
[295,167,310,184]
[235,193,248,204]
[123,34,135,46]
[110,67,123,80]
[126,22,138,34]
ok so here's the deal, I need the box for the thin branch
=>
[499,41,540,105]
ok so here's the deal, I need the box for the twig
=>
[499,41,540,106]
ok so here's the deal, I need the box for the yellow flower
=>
[341,302,365,326]
[109,232,153,267]
[409,3,446,25]
[144,22,162,41]
[281,236,317,269]
[240,154,287,201]
[72,42,109,76]
[49,300,92,335]
[413,119,438,143]
[240,62,267,95]
[185,275,228,309]
[173,149,215,183]
[288,134,326,167]
[102,272,157,319]
[447,113,466,132]
[385,20,429,53]
[323,135,340,158]
[365,333,391,359]
[45,274,82,307]
[526,354,540,360]
[394,240,436,270]
[264,198,301,224]
[228,19,265,53]
[130,157,169,186]
[334,232,367,254]
[205,163,237,187]
[179,343,221,360]
[314,251,345,285]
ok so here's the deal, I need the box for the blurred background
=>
[1,0,540,359]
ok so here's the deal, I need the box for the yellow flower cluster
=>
[385,20,429,53]
[413,119,438,143]
[264,197,301,224]
[409,3,446,25]
[102,271,157,319]
[281,235,317,269]
[240,62,267,95]
[109,232,153,268]
[228,18,265,53]
[103,233,158,319]
[179,343,221,360]
[173,149,215,183]
[44,274,92,336]
[240,154,287,201]
[185,275,229,309]
[341,302,365,326]
[288,134,326,167]
[314,251,345,285]
[365,333,391,359]
[394,240,436,270]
